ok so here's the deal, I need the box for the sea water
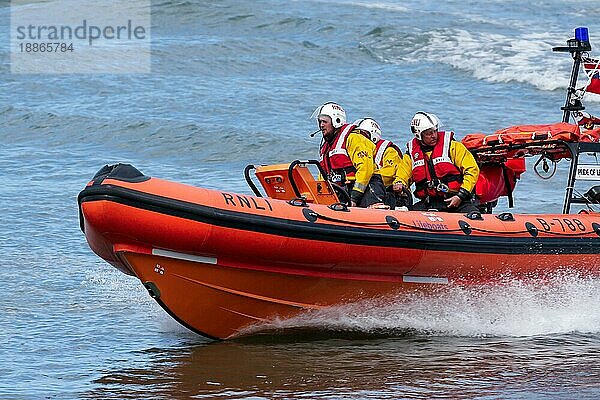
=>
[1,0,600,398]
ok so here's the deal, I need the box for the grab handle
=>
[243,164,263,197]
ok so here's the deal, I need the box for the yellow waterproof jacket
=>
[378,145,403,187]
[345,130,380,193]
[396,140,479,192]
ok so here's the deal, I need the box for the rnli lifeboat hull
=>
[78,166,600,339]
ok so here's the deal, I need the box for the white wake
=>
[263,273,600,337]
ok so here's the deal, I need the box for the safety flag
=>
[583,57,600,95]
[574,111,600,130]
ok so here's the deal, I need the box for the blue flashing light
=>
[575,27,589,42]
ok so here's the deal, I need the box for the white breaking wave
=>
[260,273,600,337]
[342,1,409,13]
[428,30,570,91]
[302,0,409,13]
[369,29,578,91]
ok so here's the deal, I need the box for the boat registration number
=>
[535,217,587,232]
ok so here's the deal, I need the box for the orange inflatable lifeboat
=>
[78,124,600,339]
[78,30,600,339]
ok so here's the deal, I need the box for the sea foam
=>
[260,273,600,338]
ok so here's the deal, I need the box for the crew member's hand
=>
[351,201,357,207]
[392,183,404,192]
[444,195,462,208]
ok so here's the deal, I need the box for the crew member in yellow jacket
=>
[354,117,411,209]
[312,102,387,208]
[395,112,479,213]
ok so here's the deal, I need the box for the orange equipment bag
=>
[475,158,526,205]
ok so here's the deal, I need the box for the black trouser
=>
[412,196,479,213]
[383,186,413,209]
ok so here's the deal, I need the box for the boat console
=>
[245,159,349,205]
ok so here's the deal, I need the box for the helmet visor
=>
[310,105,324,120]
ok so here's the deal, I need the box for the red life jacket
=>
[319,124,357,184]
[374,139,401,168]
[408,131,462,199]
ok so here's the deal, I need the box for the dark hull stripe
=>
[78,185,600,255]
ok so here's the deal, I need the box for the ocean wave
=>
[0,105,314,174]
[362,29,577,91]
[326,0,409,13]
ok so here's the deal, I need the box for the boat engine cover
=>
[585,185,600,203]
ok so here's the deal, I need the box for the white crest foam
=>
[369,29,579,91]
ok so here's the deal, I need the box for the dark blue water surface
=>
[1,1,600,398]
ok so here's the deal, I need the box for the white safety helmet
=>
[354,118,382,143]
[310,102,347,129]
[410,111,440,140]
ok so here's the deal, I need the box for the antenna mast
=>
[552,27,592,123]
